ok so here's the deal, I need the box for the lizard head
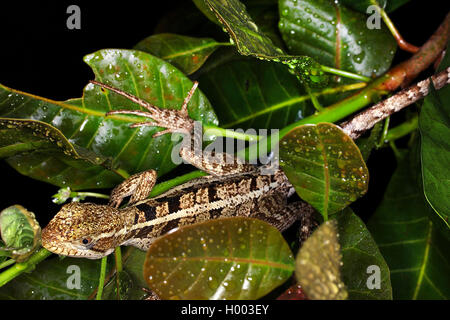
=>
[42,202,125,259]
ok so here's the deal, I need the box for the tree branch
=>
[341,67,450,139]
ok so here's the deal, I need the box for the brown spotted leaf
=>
[279,123,369,219]
[143,217,294,300]
[295,219,348,300]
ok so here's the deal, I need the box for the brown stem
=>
[397,38,420,54]
[341,67,450,139]
[374,1,419,53]
[379,11,450,91]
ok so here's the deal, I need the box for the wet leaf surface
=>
[203,0,328,87]
[337,208,392,300]
[278,0,396,78]
[144,217,294,300]
[0,49,218,189]
[295,219,347,300]
[279,123,369,218]
[204,0,285,58]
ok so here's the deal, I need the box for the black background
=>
[0,0,448,226]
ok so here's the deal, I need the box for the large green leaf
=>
[199,58,315,129]
[278,0,397,78]
[204,0,285,58]
[134,34,228,75]
[279,123,369,219]
[368,148,450,299]
[143,217,294,300]
[336,208,392,299]
[418,55,450,230]
[195,0,286,48]
[202,0,329,86]
[0,49,218,189]
[198,50,366,130]
[0,256,113,300]
[0,118,120,189]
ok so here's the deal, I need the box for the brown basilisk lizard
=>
[41,81,315,259]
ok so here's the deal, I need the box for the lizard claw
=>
[91,80,197,136]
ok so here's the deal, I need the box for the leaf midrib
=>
[412,221,432,299]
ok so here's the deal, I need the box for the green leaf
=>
[368,147,450,299]
[242,0,287,49]
[336,208,392,299]
[143,217,294,300]
[134,34,228,75]
[0,256,113,300]
[419,68,450,230]
[204,0,285,58]
[202,0,328,86]
[279,0,397,78]
[0,118,120,190]
[0,205,41,262]
[279,123,369,219]
[295,219,348,300]
[193,0,221,25]
[199,58,315,129]
[0,49,218,189]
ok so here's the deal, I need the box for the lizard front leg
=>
[109,169,157,208]
[91,80,254,176]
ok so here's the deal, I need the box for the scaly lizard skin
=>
[41,81,314,259]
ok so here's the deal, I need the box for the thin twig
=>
[370,0,419,53]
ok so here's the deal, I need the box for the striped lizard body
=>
[41,167,308,259]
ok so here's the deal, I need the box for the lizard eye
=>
[82,237,92,245]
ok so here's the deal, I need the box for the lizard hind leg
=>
[91,80,197,137]
[109,169,157,208]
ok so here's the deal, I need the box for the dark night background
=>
[0,0,448,227]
